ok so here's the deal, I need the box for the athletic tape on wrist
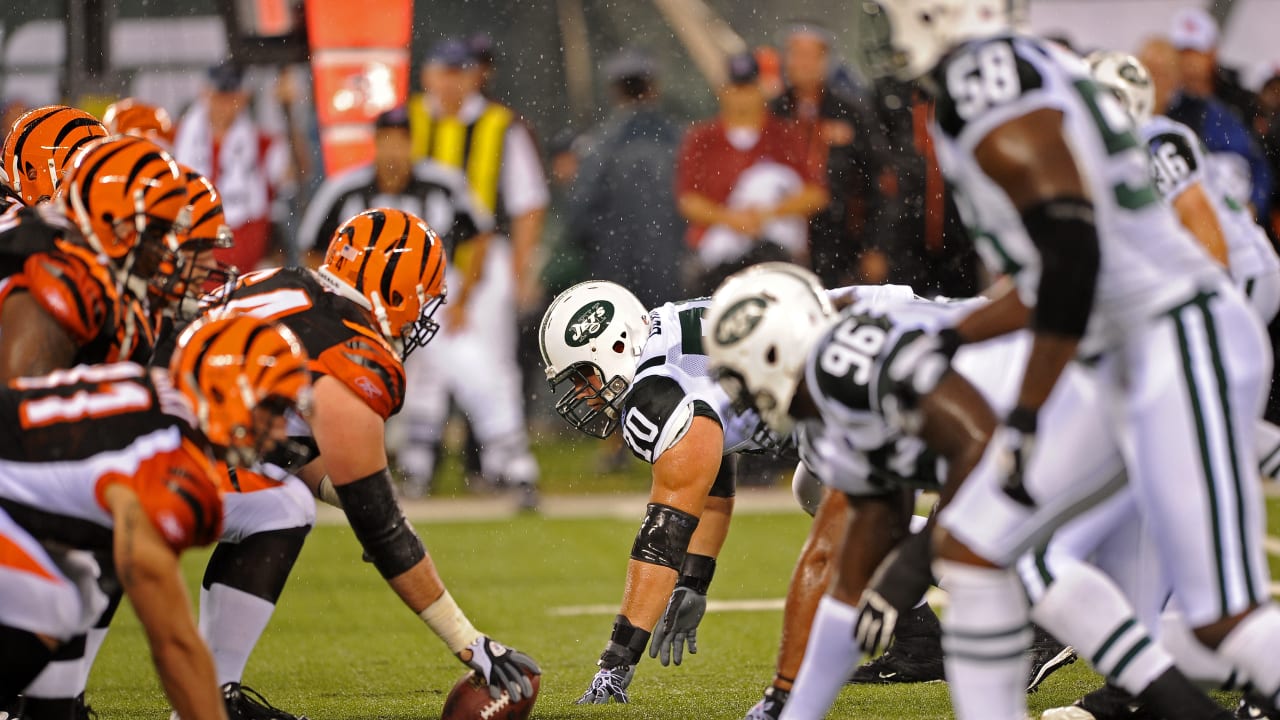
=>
[418,591,482,655]
[600,614,651,667]
[676,553,716,594]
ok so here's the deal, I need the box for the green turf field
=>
[84,496,1280,719]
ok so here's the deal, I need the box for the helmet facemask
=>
[152,228,239,322]
[395,285,446,360]
[547,361,631,438]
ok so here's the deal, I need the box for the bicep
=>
[649,416,724,512]
[973,108,1089,211]
[308,375,389,484]
[0,291,76,382]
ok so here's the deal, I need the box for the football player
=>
[856,3,1280,719]
[708,265,1238,720]
[1,105,107,206]
[538,278,921,705]
[160,208,538,720]
[0,313,313,720]
[103,98,177,150]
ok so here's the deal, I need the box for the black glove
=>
[855,530,935,655]
[457,635,540,702]
[997,406,1038,507]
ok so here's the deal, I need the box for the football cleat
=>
[1026,625,1078,692]
[1236,693,1280,719]
[848,603,945,684]
[223,683,308,720]
[743,686,789,720]
[1041,684,1153,720]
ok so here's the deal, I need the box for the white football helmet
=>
[861,0,1029,80]
[1086,50,1155,125]
[705,263,834,437]
[539,280,650,438]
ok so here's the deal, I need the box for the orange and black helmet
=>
[2,105,108,205]
[58,135,188,296]
[156,166,237,319]
[102,98,175,147]
[317,208,447,358]
[170,313,313,467]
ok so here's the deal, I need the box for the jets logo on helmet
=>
[713,296,769,346]
[1086,51,1155,125]
[705,263,833,436]
[540,281,649,438]
[565,301,614,347]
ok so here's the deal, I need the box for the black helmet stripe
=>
[52,117,104,148]
[379,211,412,303]
[353,210,387,293]
[9,106,65,164]
[190,204,224,230]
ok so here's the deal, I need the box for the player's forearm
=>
[1016,332,1079,412]
[953,281,1030,344]
[685,495,732,559]
[151,633,227,720]
[386,555,450,614]
[1174,185,1230,267]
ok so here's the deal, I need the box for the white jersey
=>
[929,35,1220,356]
[1141,114,1280,286]
[619,285,917,464]
[622,297,778,463]
[798,297,1027,497]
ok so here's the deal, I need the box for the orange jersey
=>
[0,363,221,552]
[0,211,153,366]
[202,267,405,419]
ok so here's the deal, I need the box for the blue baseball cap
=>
[428,39,477,69]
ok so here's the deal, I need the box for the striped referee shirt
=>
[296,159,493,255]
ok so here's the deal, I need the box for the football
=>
[441,670,540,720]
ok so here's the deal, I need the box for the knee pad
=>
[630,503,698,570]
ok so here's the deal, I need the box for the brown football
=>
[441,669,540,720]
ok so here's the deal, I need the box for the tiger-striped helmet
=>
[157,166,237,319]
[316,208,448,359]
[58,135,188,298]
[170,313,313,467]
[2,105,108,205]
[102,98,175,147]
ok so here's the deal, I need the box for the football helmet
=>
[157,167,237,320]
[705,263,834,436]
[58,135,188,300]
[539,280,650,438]
[170,313,313,467]
[317,208,447,359]
[102,98,176,147]
[860,0,1028,81]
[1086,51,1155,125]
[2,105,108,205]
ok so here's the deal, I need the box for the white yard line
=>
[1265,535,1280,557]
[549,598,786,617]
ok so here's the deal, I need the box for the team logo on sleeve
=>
[565,301,614,347]
[713,296,768,346]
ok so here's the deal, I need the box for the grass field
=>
[83,493,1280,719]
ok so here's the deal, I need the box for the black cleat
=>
[743,686,789,720]
[15,694,96,720]
[1236,692,1280,719]
[223,683,308,720]
[1041,683,1154,720]
[1026,625,1078,693]
[849,603,945,684]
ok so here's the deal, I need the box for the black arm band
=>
[600,614,652,667]
[630,503,698,570]
[676,553,717,594]
[1021,196,1099,338]
[332,468,427,579]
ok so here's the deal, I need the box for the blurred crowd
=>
[7,8,1280,493]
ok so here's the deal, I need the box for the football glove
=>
[457,635,540,702]
[650,586,707,666]
[575,664,636,704]
[996,407,1038,507]
[856,530,935,655]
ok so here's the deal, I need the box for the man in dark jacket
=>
[565,49,683,307]
[768,23,894,288]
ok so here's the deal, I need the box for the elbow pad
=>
[1022,197,1099,338]
[333,468,426,579]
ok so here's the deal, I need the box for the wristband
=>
[418,590,482,654]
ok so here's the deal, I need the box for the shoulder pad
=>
[621,375,719,463]
[109,438,223,551]
[314,327,405,420]
[933,37,1046,139]
[20,250,110,345]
